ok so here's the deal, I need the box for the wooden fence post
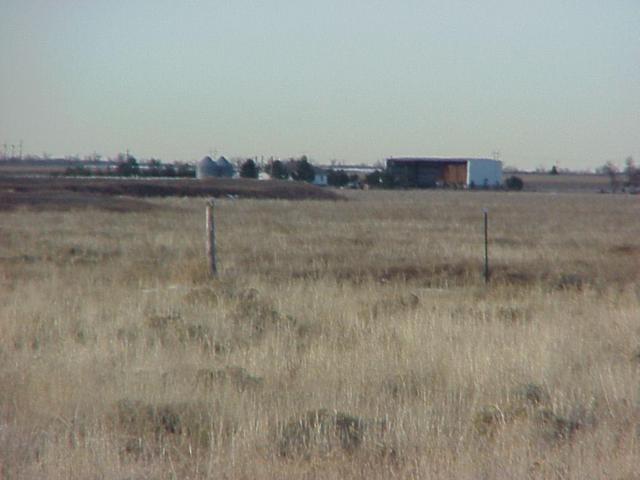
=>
[483,208,489,283]
[206,199,217,277]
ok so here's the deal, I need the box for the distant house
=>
[196,156,235,179]
[386,157,502,188]
[312,167,328,186]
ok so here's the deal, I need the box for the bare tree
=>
[602,161,619,192]
[625,156,640,188]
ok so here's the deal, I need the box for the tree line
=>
[599,156,640,192]
[240,156,396,188]
[63,155,195,178]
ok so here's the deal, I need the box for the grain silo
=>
[215,157,235,178]
[197,156,217,179]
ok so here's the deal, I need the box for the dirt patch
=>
[609,244,640,256]
[492,237,536,248]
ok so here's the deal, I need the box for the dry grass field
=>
[1,189,639,479]
[516,173,611,193]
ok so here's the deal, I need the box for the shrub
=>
[176,163,195,178]
[327,169,349,187]
[64,165,91,176]
[114,399,234,450]
[161,163,176,177]
[278,409,368,457]
[195,366,263,392]
[505,176,524,191]
[511,383,549,406]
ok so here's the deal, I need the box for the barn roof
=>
[387,157,494,164]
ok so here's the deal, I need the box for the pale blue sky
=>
[1,1,638,169]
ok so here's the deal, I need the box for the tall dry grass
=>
[0,190,639,479]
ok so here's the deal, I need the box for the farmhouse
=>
[312,167,328,186]
[386,157,502,188]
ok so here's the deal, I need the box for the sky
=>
[0,1,638,169]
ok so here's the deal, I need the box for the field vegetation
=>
[1,190,639,479]
[0,177,340,212]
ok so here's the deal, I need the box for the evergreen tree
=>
[292,156,315,182]
[267,160,288,179]
[327,169,349,187]
[240,159,259,178]
[365,170,382,187]
[116,155,140,176]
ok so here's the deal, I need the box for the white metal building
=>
[466,158,503,187]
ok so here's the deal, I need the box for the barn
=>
[386,157,502,188]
